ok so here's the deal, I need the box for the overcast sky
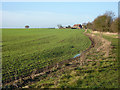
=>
[2,2,118,28]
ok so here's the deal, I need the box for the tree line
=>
[83,11,120,33]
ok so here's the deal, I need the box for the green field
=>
[27,30,118,88]
[2,28,91,83]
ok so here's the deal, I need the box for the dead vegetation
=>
[92,31,118,38]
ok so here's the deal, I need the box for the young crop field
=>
[2,28,91,84]
[26,30,118,88]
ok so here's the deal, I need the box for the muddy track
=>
[3,33,96,88]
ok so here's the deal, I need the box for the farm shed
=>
[72,24,82,29]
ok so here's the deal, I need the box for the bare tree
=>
[104,11,115,19]
[57,24,63,29]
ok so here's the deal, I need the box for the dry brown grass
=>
[96,36,111,57]
[92,31,118,35]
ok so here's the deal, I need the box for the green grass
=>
[2,28,91,83]
[70,33,119,88]
[28,32,119,88]
[86,29,92,33]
